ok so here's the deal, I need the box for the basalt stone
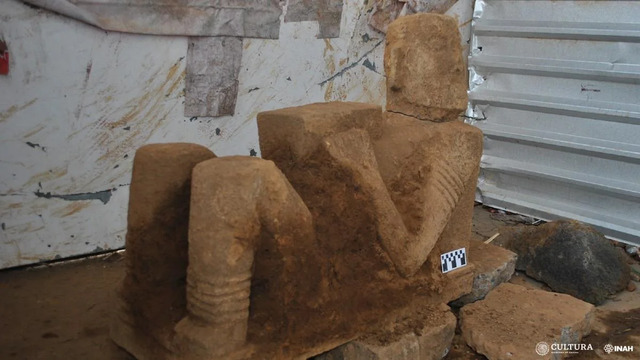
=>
[499,220,631,305]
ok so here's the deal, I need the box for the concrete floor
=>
[0,253,132,360]
[1,205,638,360]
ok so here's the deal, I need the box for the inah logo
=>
[536,342,550,356]
[604,344,634,353]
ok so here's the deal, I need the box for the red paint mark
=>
[0,39,8,75]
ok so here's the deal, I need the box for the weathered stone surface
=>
[313,304,456,360]
[258,102,384,163]
[256,102,480,356]
[371,112,483,279]
[175,156,318,359]
[259,104,482,278]
[384,13,467,122]
[451,241,518,307]
[185,37,243,117]
[498,220,631,305]
[461,283,595,360]
[113,152,321,360]
[111,143,216,360]
[114,104,482,359]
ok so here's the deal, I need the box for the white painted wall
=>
[0,0,472,268]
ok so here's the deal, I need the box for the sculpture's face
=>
[384,13,468,122]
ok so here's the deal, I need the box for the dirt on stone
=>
[579,308,640,359]
[460,283,595,360]
[252,102,481,357]
[359,303,453,346]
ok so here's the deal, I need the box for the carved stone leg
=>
[111,143,215,360]
[173,156,315,359]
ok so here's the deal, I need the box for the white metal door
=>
[467,0,640,244]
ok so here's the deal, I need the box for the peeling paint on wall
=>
[19,2,348,119]
[20,0,283,38]
[34,187,121,205]
[0,0,473,269]
[285,0,345,38]
[185,37,243,117]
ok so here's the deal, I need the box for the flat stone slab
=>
[451,241,517,307]
[460,283,595,360]
[314,304,456,360]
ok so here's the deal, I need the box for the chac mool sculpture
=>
[111,13,483,360]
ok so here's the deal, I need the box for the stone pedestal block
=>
[313,305,456,360]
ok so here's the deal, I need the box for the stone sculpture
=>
[111,13,483,360]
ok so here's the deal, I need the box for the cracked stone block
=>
[451,241,518,307]
[460,283,595,360]
[384,13,467,122]
[313,304,456,360]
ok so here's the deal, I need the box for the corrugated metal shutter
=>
[467,0,640,245]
